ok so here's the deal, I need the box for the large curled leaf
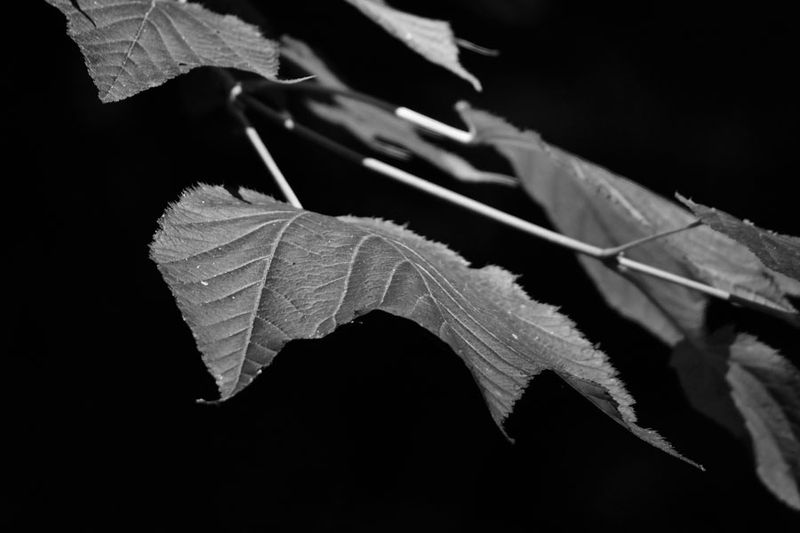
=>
[45,0,282,102]
[344,0,482,90]
[280,37,512,185]
[672,332,800,510]
[151,184,696,466]
[679,195,800,283]
[457,103,799,343]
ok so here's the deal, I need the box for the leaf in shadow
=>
[280,37,513,185]
[456,103,799,342]
[671,331,800,510]
[344,0,482,90]
[150,184,698,467]
[678,195,800,284]
[45,0,283,102]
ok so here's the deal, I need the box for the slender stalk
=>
[393,107,474,143]
[229,85,303,208]
[242,126,303,209]
[615,256,729,299]
[361,158,602,255]
[361,158,738,303]
[597,221,702,258]
[239,94,794,314]
[243,80,475,144]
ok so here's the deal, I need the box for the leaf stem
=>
[597,221,702,258]
[394,107,475,144]
[614,255,729,299]
[243,80,475,144]
[229,85,303,208]
[239,94,787,311]
[360,157,602,255]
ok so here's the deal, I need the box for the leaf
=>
[151,184,696,466]
[343,0,482,90]
[678,195,800,283]
[281,37,513,185]
[456,103,799,343]
[672,332,800,510]
[45,0,282,102]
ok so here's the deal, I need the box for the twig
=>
[360,157,601,256]
[243,80,475,144]
[455,38,500,56]
[239,94,793,315]
[597,221,702,258]
[228,85,303,208]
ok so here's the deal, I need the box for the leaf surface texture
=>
[151,185,694,465]
[45,0,281,102]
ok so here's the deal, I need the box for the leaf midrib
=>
[104,0,157,99]
[233,212,304,391]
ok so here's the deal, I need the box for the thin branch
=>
[393,107,474,144]
[228,85,303,208]
[455,38,500,56]
[238,94,793,315]
[614,255,729,300]
[360,157,602,256]
[243,80,475,144]
[597,221,702,258]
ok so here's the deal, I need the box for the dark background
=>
[5,0,799,531]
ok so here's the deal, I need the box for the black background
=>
[5,1,800,531]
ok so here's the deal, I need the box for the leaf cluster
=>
[43,0,800,515]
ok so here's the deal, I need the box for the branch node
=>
[608,252,629,273]
[598,220,702,259]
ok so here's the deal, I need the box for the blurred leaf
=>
[457,103,799,342]
[151,184,697,466]
[344,0,482,90]
[45,0,282,102]
[679,195,800,283]
[281,37,514,185]
[672,332,800,510]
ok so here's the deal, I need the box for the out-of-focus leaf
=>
[281,37,514,185]
[150,184,697,466]
[679,195,800,283]
[671,333,746,440]
[45,0,282,102]
[457,103,799,342]
[672,332,800,510]
[344,0,482,90]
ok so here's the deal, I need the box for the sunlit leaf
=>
[150,184,697,466]
[45,0,282,102]
[344,0,482,90]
